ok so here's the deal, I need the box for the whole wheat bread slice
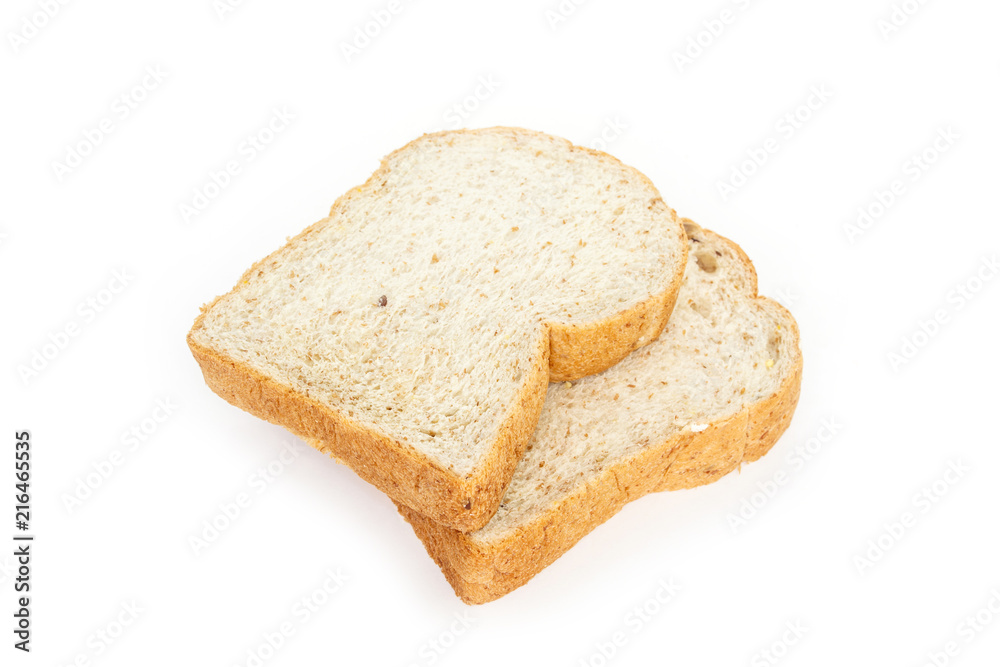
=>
[188,127,688,532]
[394,222,803,602]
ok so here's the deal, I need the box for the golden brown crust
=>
[745,305,803,464]
[187,127,688,533]
[188,319,549,533]
[395,227,804,603]
[547,234,685,381]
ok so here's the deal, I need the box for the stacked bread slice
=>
[188,127,802,604]
[393,223,801,603]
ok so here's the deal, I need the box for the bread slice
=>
[395,222,803,603]
[188,127,688,532]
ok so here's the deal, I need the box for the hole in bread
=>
[767,332,782,360]
[689,299,712,319]
[695,251,718,273]
[682,220,701,238]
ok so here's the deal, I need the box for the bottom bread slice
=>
[394,223,803,604]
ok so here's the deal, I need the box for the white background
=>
[2,0,999,665]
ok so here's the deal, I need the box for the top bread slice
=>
[188,127,688,532]
[396,222,803,603]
